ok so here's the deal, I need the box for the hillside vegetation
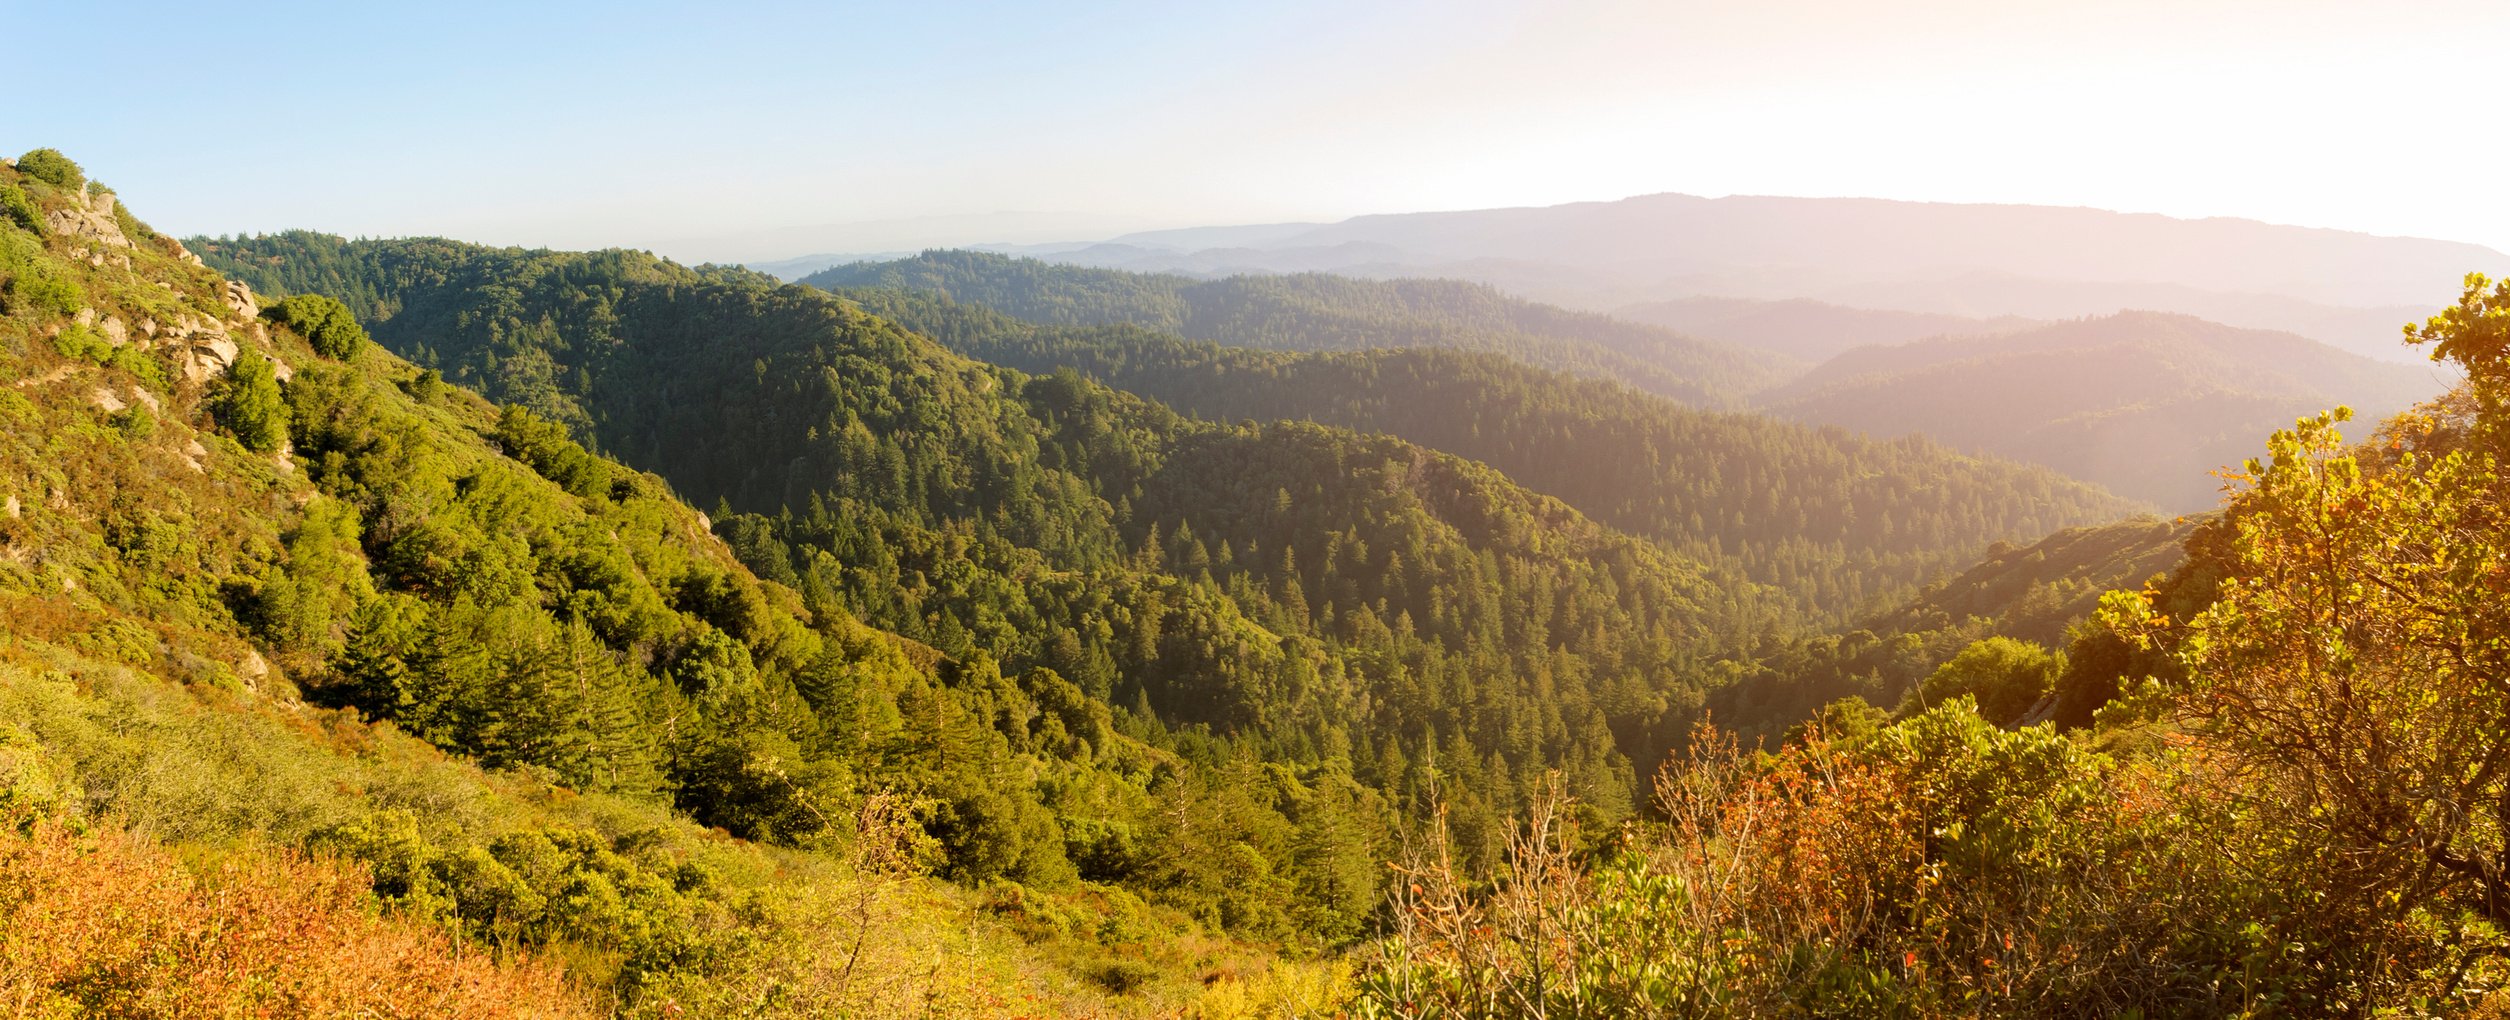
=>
[194,229,1798,889]
[4,152,1346,1016]
[36,139,2506,1015]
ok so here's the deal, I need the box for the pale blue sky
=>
[11,0,2507,260]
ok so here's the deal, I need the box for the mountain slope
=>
[800,250,1793,406]
[829,286,2144,622]
[6,153,1389,1015]
[1759,311,2447,509]
[195,229,1783,861]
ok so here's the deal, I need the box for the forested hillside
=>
[1354,278,2510,1015]
[2,151,1368,1015]
[800,250,1793,406]
[827,286,2141,622]
[1759,311,2446,508]
[195,230,1802,870]
[1708,514,2196,738]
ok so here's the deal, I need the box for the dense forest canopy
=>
[827,285,2142,624]
[192,228,1811,881]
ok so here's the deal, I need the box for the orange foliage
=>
[0,816,592,1019]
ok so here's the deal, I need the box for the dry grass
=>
[0,815,594,1019]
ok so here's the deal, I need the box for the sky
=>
[9,0,2508,262]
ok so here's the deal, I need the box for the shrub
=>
[0,185,38,235]
[6,264,81,318]
[1904,636,2064,725]
[271,293,369,360]
[49,323,108,362]
[216,351,290,453]
[14,149,82,191]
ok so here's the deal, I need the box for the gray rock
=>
[223,280,258,320]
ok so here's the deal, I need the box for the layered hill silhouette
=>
[1755,311,2447,509]
[803,249,1792,406]
[776,193,2503,362]
[796,251,2437,511]
[1613,296,2038,361]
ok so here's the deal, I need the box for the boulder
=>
[222,280,258,320]
[174,332,240,384]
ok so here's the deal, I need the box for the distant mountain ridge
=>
[804,249,1793,406]
[849,192,2504,362]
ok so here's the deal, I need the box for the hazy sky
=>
[13,0,2507,261]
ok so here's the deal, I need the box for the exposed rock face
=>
[45,189,131,251]
[178,334,241,384]
[222,280,258,320]
[90,387,126,413]
[156,310,241,384]
[166,237,205,267]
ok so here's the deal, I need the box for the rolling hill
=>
[1612,296,2038,361]
[828,285,2144,622]
[193,228,1795,860]
[1756,311,2448,509]
[801,250,1794,406]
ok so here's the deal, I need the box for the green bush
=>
[6,264,81,318]
[271,293,368,360]
[15,149,83,191]
[215,352,290,453]
[0,185,39,235]
[50,323,108,362]
[1905,637,2065,725]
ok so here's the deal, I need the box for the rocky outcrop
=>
[46,188,131,251]
[147,310,241,384]
[222,280,258,320]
